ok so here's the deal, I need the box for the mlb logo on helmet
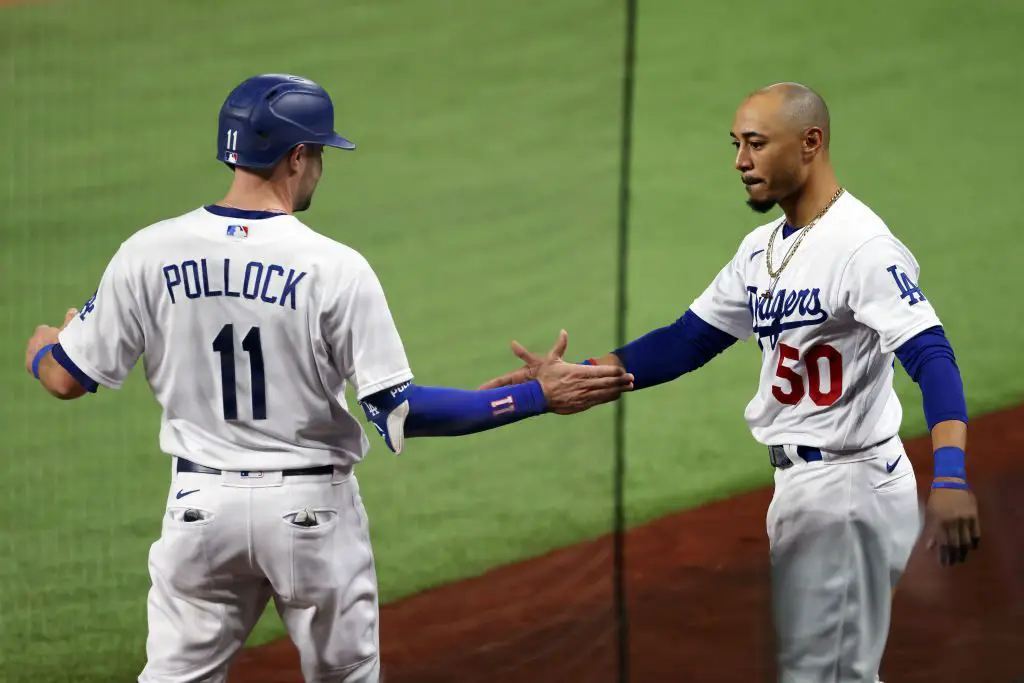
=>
[225,151,238,164]
[226,225,249,239]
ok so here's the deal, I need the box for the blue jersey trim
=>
[203,205,287,220]
[51,343,100,393]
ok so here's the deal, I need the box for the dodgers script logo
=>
[746,285,829,350]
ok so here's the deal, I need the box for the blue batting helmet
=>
[216,74,355,169]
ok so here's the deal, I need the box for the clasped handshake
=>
[477,330,635,415]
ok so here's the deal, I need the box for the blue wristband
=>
[931,480,970,491]
[32,343,56,379]
[933,446,966,480]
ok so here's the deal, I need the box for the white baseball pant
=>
[137,458,380,683]
[766,440,922,683]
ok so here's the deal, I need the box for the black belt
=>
[176,458,334,477]
[768,445,823,469]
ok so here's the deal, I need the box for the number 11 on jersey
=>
[213,323,267,420]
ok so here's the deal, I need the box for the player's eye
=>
[731,140,740,149]
[750,141,766,150]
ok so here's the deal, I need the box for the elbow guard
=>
[360,382,413,455]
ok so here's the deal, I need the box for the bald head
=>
[748,82,831,148]
[731,82,836,215]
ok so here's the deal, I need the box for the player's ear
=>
[803,128,824,157]
[286,144,306,174]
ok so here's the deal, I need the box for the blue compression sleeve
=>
[360,381,547,453]
[894,326,968,430]
[610,310,739,390]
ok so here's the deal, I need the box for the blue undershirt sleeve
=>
[610,309,739,390]
[893,326,968,429]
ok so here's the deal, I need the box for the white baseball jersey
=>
[57,206,414,470]
[690,191,941,451]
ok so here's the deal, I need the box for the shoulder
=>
[119,207,212,252]
[830,194,924,291]
[828,192,910,255]
[102,209,209,272]
[287,217,378,279]
[283,220,394,319]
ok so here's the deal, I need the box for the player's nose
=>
[735,149,753,172]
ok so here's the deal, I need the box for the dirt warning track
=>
[230,404,1024,683]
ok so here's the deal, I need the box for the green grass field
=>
[2,0,1022,680]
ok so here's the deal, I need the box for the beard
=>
[293,167,320,213]
[292,185,315,213]
[745,164,802,215]
[746,197,777,213]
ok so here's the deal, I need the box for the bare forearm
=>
[38,353,87,400]
[931,419,966,450]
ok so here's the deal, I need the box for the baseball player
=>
[480,82,982,682]
[22,73,633,683]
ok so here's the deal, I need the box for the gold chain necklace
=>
[761,187,845,301]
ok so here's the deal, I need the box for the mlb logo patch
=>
[239,471,264,479]
[490,395,516,416]
[225,151,238,163]
[226,224,249,239]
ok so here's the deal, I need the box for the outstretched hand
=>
[479,330,568,390]
[479,330,633,415]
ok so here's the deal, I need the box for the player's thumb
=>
[63,308,78,326]
[478,376,509,390]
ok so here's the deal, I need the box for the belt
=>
[176,458,335,477]
[768,445,823,469]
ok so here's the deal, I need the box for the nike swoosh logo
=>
[175,488,200,499]
[749,249,766,261]
[885,456,902,474]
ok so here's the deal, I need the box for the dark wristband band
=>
[931,480,969,491]
[933,446,966,481]
[32,343,56,379]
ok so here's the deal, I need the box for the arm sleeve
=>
[838,235,942,353]
[894,326,968,429]
[324,256,415,401]
[360,380,548,453]
[688,238,754,342]
[56,244,145,390]
[611,310,739,390]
